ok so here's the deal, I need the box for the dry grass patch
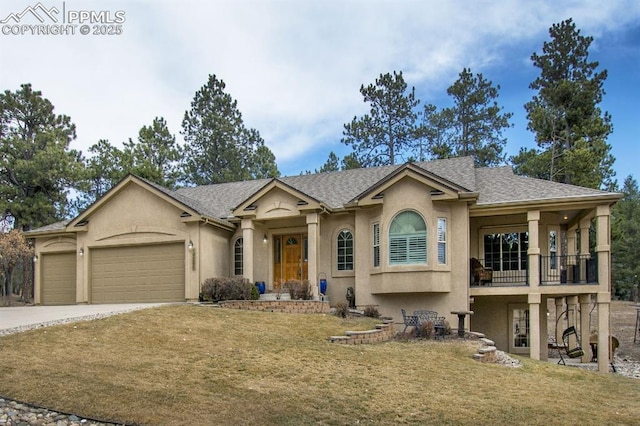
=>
[0,304,638,425]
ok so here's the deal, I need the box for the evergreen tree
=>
[438,68,512,166]
[126,117,182,188]
[0,84,82,230]
[511,19,614,188]
[181,74,279,185]
[611,175,640,300]
[342,71,419,167]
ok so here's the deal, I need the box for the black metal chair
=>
[401,309,419,333]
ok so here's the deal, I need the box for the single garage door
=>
[91,243,185,303]
[41,252,77,305]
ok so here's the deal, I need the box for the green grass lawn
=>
[0,304,638,425]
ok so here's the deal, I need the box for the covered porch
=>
[469,203,614,372]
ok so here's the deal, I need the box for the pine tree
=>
[511,19,614,188]
[342,71,419,167]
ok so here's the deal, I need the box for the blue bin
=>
[255,281,266,294]
[319,278,327,294]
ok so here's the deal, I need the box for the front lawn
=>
[0,305,638,425]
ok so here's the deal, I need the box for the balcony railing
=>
[470,253,598,287]
[540,253,598,285]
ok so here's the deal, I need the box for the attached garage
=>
[41,252,77,305]
[90,243,185,303]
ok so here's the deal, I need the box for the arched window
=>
[389,211,426,264]
[337,229,354,270]
[234,238,243,275]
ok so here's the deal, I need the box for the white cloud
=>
[1,0,639,175]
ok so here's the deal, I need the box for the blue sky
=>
[1,0,638,186]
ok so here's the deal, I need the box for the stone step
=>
[259,293,291,301]
[480,337,495,346]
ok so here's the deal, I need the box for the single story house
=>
[28,156,622,371]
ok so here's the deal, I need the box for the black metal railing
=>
[470,258,527,287]
[540,253,598,285]
[470,254,599,287]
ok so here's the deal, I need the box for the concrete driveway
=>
[0,303,169,333]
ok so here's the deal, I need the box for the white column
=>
[241,219,254,284]
[579,294,592,363]
[307,212,319,299]
[597,292,611,373]
[579,218,591,283]
[528,293,541,360]
[527,210,540,288]
[596,205,611,292]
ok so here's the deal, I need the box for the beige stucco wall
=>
[348,177,471,323]
[471,295,527,351]
[318,212,356,306]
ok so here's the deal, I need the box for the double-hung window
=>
[389,211,427,265]
[373,223,380,267]
[437,218,447,264]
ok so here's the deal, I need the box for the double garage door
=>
[40,243,185,305]
[91,243,185,303]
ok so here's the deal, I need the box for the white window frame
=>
[389,210,427,265]
[336,229,354,271]
[373,222,380,268]
[437,217,447,264]
[234,237,243,276]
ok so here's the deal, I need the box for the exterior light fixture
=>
[33,254,38,263]
[263,234,268,243]
[188,241,194,251]
[79,248,84,256]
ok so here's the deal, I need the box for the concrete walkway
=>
[0,303,168,331]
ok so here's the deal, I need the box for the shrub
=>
[363,305,380,318]
[416,321,434,339]
[284,279,312,300]
[200,277,255,301]
[250,284,260,300]
[334,302,349,318]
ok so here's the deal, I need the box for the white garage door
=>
[91,243,185,303]
[41,252,77,305]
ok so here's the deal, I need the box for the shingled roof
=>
[160,156,619,220]
[27,156,621,235]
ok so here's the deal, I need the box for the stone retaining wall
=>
[329,319,396,344]
[219,300,330,314]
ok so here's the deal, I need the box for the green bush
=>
[201,277,255,301]
[250,283,260,300]
[284,279,312,300]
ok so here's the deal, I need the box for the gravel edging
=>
[0,307,154,337]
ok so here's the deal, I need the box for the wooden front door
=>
[274,234,308,285]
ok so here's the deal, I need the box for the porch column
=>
[579,217,591,283]
[527,210,540,288]
[241,219,255,284]
[596,205,611,292]
[597,291,611,373]
[540,296,548,361]
[579,294,592,363]
[566,295,579,352]
[528,293,541,360]
[567,227,577,282]
[306,212,319,299]
[555,297,565,343]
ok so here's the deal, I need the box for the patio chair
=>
[557,326,584,365]
[401,308,419,333]
[471,258,493,285]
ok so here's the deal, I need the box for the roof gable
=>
[66,175,204,230]
[346,161,476,207]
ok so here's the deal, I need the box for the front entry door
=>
[274,234,308,285]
